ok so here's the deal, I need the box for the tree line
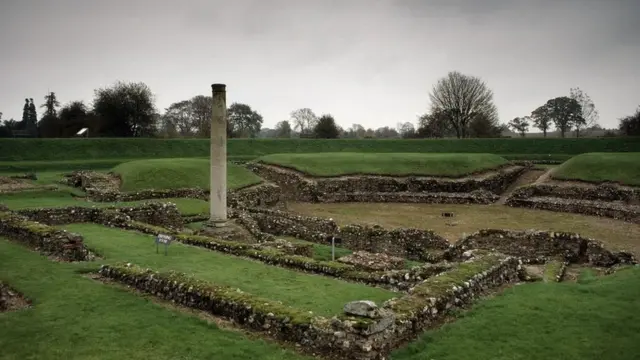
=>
[1,72,638,139]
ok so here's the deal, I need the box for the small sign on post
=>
[155,234,173,256]
[325,235,343,261]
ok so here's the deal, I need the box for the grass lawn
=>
[288,202,640,255]
[63,224,397,316]
[113,158,263,191]
[257,153,508,177]
[0,238,311,360]
[0,190,209,215]
[392,267,640,360]
[551,152,640,186]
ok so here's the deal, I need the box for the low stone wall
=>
[338,225,451,261]
[451,229,637,267]
[317,190,499,205]
[0,211,94,261]
[506,196,640,224]
[98,253,521,359]
[511,183,640,203]
[16,202,184,230]
[381,254,521,347]
[86,188,208,202]
[228,183,283,209]
[242,208,452,261]
[98,263,390,360]
[247,163,527,202]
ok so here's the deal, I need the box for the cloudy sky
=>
[1,0,638,130]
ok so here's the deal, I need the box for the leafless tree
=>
[290,108,318,135]
[569,87,599,137]
[428,71,499,138]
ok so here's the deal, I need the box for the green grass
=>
[1,138,640,161]
[257,153,509,177]
[0,190,209,215]
[113,158,263,191]
[0,238,311,360]
[551,152,640,186]
[63,224,397,316]
[391,267,640,360]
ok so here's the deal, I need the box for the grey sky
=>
[1,0,639,130]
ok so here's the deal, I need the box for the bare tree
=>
[290,108,318,135]
[569,87,599,137]
[428,71,499,138]
[396,122,416,138]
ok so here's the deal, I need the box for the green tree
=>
[274,120,292,138]
[428,71,499,138]
[58,101,89,136]
[508,116,530,137]
[468,112,505,138]
[313,114,340,139]
[227,102,263,138]
[618,106,640,136]
[536,96,583,138]
[416,110,455,138]
[92,81,157,137]
[41,92,60,117]
[531,104,553,137]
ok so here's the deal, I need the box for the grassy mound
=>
[113,158,262,192]
[257,153,509,177]
[551,153,640,186]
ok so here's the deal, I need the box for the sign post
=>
[155,234,173,256]
[326,236,342,261]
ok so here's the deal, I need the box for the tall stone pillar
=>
[209,83,227,227]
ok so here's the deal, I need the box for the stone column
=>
[209,83,227,227]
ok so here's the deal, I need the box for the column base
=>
[200,219,253,243]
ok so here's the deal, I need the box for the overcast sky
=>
[1,0,639,130]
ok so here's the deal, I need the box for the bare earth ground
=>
[287,202,640,254]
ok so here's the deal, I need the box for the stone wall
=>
[0,210,94,261]
[381,254,521,348]
[247,162,527,203]
[98,263,389,360]
[506,196,640,224]
[317,190,499,205]
[337,224,451,261]
[98,253,521,359]
[511,183,640,203]
[243,208,451,261]
[505,183,640,223]
[451,229,637,266]
[86,188,208,202]
[63,170,283,208]
[16,202,184,230]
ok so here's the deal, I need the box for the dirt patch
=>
[286,202,640,255]
[0,176,50,193]
[0,282,31,313]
